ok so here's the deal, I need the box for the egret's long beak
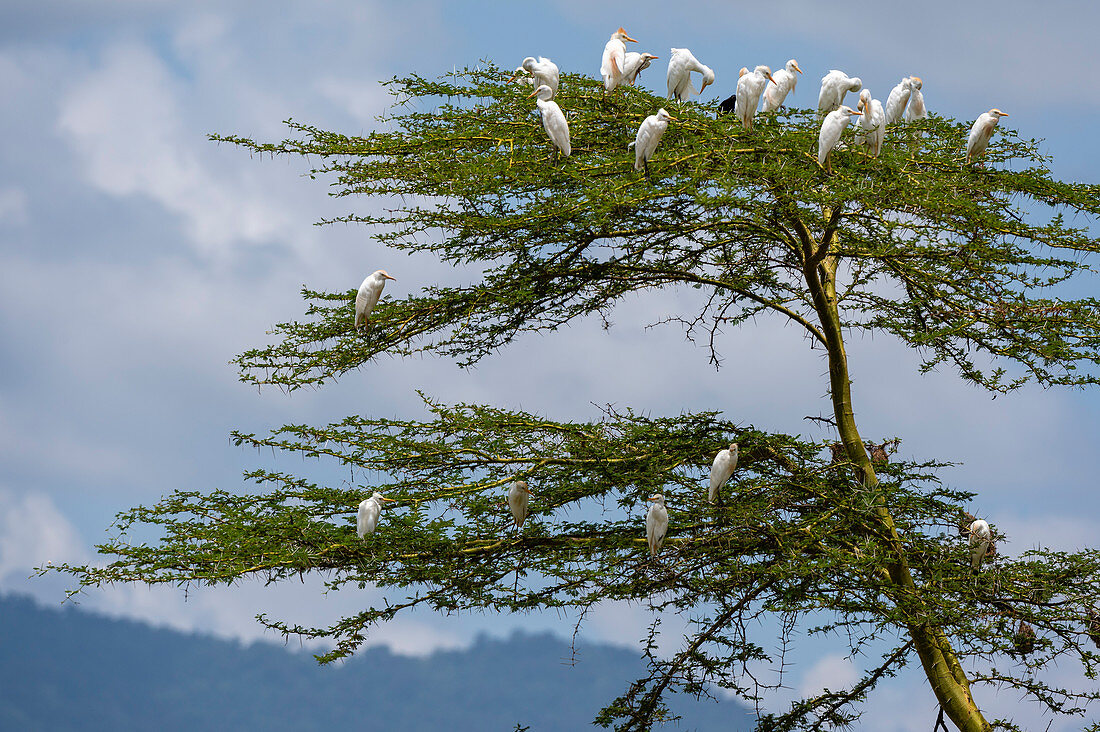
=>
[648,495,660,502]
[851,110,863,116]
[623,32,638,43]
[381,496,397,502]
[527,88,539,98]
[765,73,775,83]
[667,114,678,120]
[383,273,397,281]
[700,79,711,93]
[793,63,803,74]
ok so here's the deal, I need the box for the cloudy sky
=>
[2,2,1098,728]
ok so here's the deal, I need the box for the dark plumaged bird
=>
[718,93,736,113]
[1087,609,1100,649]
[1013,620,1036,656]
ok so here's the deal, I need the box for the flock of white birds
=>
[349,27,1001,567]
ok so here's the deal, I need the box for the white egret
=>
[507,480,532,528]
[735,65,775,129]
[884,76,915,125]
[601,27,638,92]
[818,70,862,116]
[666,47,715,101]
[966,109,1008,163]
[355,269,396,330]
[622,51,659,86]
[512,57,559,97]
[968,518,992,573]
[357,491,395,538]
[855,89,886,157]
[717,68,748,114]
[645,494,668,556]
[630,108,675,174]
[762,58,802,113]
[904,76,926,121]
[528,84,571,157]
[818,105,861,168]
[708,442,738,503]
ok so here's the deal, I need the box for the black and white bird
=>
[968,518,992,573]
[357,491,395,538]
[708,442,738,503]
[736,65,775,129]
[818,70,862,116]
[507,480,532,529]
[762,58,802,113]
[529,84,571,156]
[355,270,397,330]
[966,109,1008,163]
[601,27,638,92]
[646,494,668,556]
[667,47,715,101]
[818,105,862,169]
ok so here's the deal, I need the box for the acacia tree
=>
[54,67,1100,730]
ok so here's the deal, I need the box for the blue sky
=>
[2,2,1098,728]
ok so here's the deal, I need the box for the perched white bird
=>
[818,70,862,116]
[529,84,571,156]
[601,27,638,92]
[622,51,659,86]
[904,76,926,121]
[355,269,396,330]
[968,519,992,573]
[762,59,802,113]
[735,65,775,129]
[818,105,862,168]
[966,109,1009,163]
[646,494,668,557]
[708,442,739,503]
[507,480,532,528]
[666,47,715,101]
[357,491,395,538]
[512,57,559,97]
[884,76,915,125]
[630,108,675,173]
[855,89,886,157]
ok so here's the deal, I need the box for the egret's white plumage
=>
[966,109,1008,163]
[666,48,715,101]
[968,519,992,573]
[646,494,668,556]
[735,65,775,129]
[904,76,926,121]
[355,269,396,330]
[762,59,802,113]
[513,56,559,97]
[601,27,638,92]
[855,89,886,157]
[529,84,571,156]
[818,70,862,116]
[507,480,532,528]
[622,51,659,86]
[818,105,862,167]
[357,491,394,538]
[708,442,738,503]
[630,108,675,173]
[884,76,915,125]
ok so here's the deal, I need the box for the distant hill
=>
[0,593,755,730]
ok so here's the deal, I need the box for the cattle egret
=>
[357,491,395,538]
[355,269,396,330]
[630,108,675,174]
[512,56,559,97]
[708,442,738,503]
[622,51,659,86]
[818,105,862,168]
[507,480,532,528]
[818,70,862,116]
[646,494,668,556]
[855,89,886,157]
[762,58,802,113]
[966,109,1007,163]
[736,65,775,129]
[529,84,571,156]
[601,27,638,92]
[884,76,915,125]
[968,519,992,573]
[666,47,715,101]
[904,76,926,121]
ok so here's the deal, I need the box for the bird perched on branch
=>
[736,65,775,129]
[884,76,916,125]
[507,480,532,529]
[708,442,738,503]
[667,47,714,101]
[818,70,862,116]
[601,27,638,92]
[762,59,802,113]
[511,56,559,97]
[622,51,659,86]
[904,76,926,121]
[718,67,748,114]
[646,494,668,556]
[630,108,675,175]
[966,109,1008,163]
[968,518,993,573]
[855,89,886,157]
[818,105,861,170]
[355,269,396,330]
[529,84,570,156]
[357,491,395,538]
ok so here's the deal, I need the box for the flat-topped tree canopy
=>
[54,64,1100,731]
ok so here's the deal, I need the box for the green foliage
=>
[53,64,1100,730]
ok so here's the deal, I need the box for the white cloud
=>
[0,187,27,225]
[0,487,87,583]
[798,653,859,697]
